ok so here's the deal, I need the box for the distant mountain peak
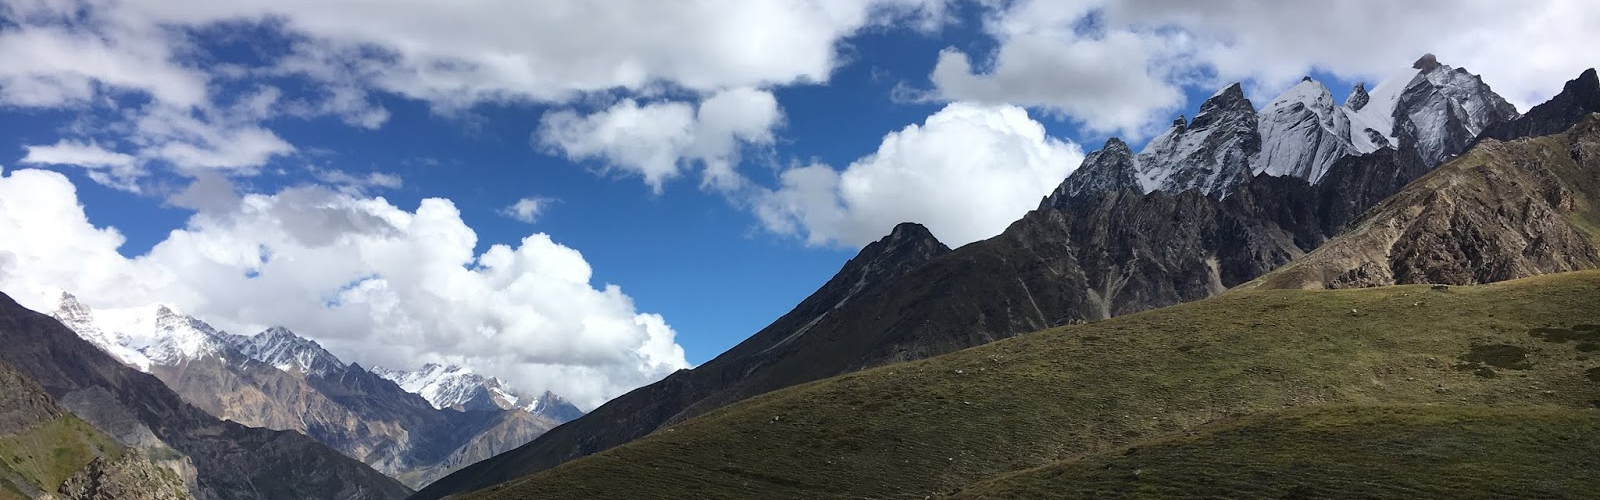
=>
[373,363,582,421]
[230,326,345,376]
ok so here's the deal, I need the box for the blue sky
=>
[0,0,1593,408]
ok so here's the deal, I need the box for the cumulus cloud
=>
[754,102,1084,247]
[930,0,1600,137]
[537,88,783,192]
[0,168,688,409]
[501,197,555,224]
[931,2,1193,138]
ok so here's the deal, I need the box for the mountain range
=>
[3,51,1598,500]
[0,292,413,500]
[46,295,581,489]
[413,55,1600,499]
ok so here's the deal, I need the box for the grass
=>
[464,271,1600,500]
[0,414,123,495]
[946,405,1600,499]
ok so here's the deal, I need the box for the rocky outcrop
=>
[56,450,193,500]
[1249,114,1600,289]
[0,293,413,500]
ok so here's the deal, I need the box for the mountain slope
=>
[412,222,952,499]
[1248,113,1600,290]
[0,360,120,499]
[946,405,1600,500]
[0,292,414,500]
[460,271,1600,500]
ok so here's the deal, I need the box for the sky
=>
[0,0,1596,410]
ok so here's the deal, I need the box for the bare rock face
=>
[57,451,193,500]
[1250,114,1600,289]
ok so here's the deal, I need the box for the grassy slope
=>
[947,405,1600,499]
[466,271,1600,500]
[0,414,122,497]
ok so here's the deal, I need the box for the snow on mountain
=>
[374,363,583,422]
[1255,77,1385,183]
[1052,55,1517,203]
[228,326,347,376]
[51,292,232,371]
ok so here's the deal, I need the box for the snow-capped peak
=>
[373,363,583,422]
[229,326,346,376]
[1254,76,1377,182]
[50,294,232,371]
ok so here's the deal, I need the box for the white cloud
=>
[929,0,1600,137]
[2,0,942,190]
[133,0,945,108]
[755,102,1084,247]
[537,88,783,192]
[0,168,689,409]
[20,139,144,192]
[501,197,554,224]
[1097,0,1600,111]
[0,23,208,108]
[21,140,137,169]
[311,167,404,195]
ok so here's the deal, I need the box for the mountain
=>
[228,326,346,377]
[1248,113,1600,289]
[372,364,582,421]
[0,292,413,500]
[450,272,1600,499]
[417,57,1538,499]
[1052,54,1515,204]
[46,295,574,489]
[1480,67,1600,142]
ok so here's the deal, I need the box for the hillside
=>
[461,271,1600,500]
[946,405,1600,499]
[0,361,119,499]
[0,360,191,500]
[1248,113,1600,290]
